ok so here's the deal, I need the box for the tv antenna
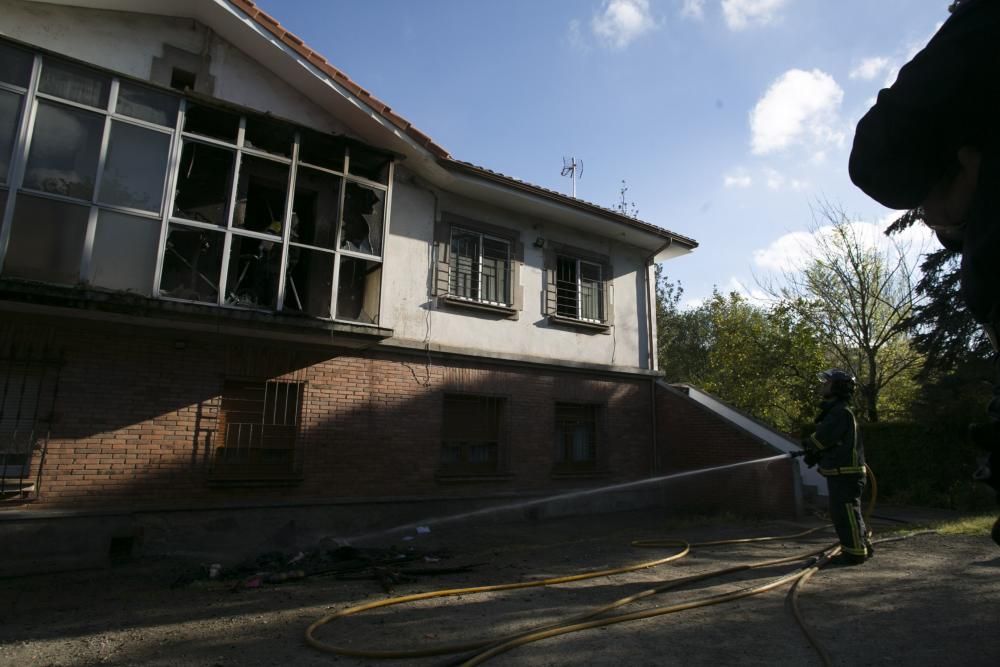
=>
[561,157,583,198]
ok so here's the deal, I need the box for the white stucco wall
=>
[384,172,653,369]
[0,0,344,133]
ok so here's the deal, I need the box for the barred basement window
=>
[554,403,598,471]
[212,379,304,481]
[440,394,505,475]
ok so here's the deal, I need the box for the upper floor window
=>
[433,213,523,318]
[543,244,612,330]
[0,40,393,327]
[449,228,511,306]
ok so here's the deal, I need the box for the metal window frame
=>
[448,226,511,307]
[556,254,605,324]
[0,41,394,328]
[554,402,599,466]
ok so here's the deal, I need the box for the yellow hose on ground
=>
[305,463,880,665]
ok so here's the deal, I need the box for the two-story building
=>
[0,0,803,570]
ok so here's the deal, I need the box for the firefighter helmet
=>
[817,368,856,397]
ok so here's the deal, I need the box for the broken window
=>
[556,256,605,322]
[440,395,505,475]
[159,224,224,303]
[116,81,178,127]
[2,194,88,285]
[340,182,383,256]
[99,120,171,212]
[554,403,598,470]
[349,145,391,184]
[244,115,294,158]
[173,141,234,226]
[292,167,341,250]
[449,228,510,305]
[88,210,159,295]
[0,90,22,184]
[23,101,103,200]
[213,379,304,480]
[298,128,345,172]
[336,257,380,324]
[233,155,288,236]
[284,246,333,318]
[225,233,281,309]
[38,58,110,109]
[183,103,239,142]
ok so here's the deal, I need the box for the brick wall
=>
[656,384,797,517]
[2,315,655,508]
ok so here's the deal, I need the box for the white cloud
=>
[764,168,784,190]
[726,276,772,304]
[680,0,705,19]
[724,170,752,188]
[722,0,789,31]
[750,68,845,156]
[753,216,935,275]
[849,56,889,81]
[591,0,658,49]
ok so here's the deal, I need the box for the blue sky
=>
[255,0,947,307]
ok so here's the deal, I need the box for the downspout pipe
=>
[645,237,672,474]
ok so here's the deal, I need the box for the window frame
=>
[552,402,606,476]
[543,243,613,332]
[210,377,306,483]
[433,213,523,319]
[0,39,394,328]
[437,393,510,479]
[447,226,512,307]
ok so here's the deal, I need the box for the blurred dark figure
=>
[849,0,1000,545]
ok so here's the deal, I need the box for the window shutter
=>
[433,220,450,297]
[542,249,558,316]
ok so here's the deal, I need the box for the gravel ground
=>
[2,508,999,666]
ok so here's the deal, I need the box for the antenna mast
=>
[561,157,583,198]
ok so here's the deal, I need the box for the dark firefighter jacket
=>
[806,398,865,477]
[848,0,1000,326]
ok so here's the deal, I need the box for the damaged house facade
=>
[0,0,799,569]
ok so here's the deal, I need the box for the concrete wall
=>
[0,0,344,133]
[385,174,653,368]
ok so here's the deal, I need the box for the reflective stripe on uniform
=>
[845,502,865,555]
[819,466,866,475]
[809,433,828,450]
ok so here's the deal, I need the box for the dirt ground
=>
[2,508,999,667]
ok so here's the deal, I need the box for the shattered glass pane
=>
[291,167,341,250]
[183,104,239,142]
[159,224,224,303]
[99,120,170,212]
[89,210,159,295]
[0,89,22,184]
[284,245,333,318]
[335,256,380,324]
[298,128,345,172]
[23,101,103,201]
[173,141,234,226]
[348,145,390,184]
[0,42,33,88]
[38,58,110,109]
[2,194,88,285]
[224,233,281,310]
[244,115,294,158]
[340,182,383,256]
[232,156,288,237]
[116,82,178,127]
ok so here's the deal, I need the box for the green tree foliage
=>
[656,269,824,433]
[762,208,923,422]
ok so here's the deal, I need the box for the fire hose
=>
[304,462,921,666]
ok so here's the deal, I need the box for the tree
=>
[761,206,923,422]
[656,270,825,433]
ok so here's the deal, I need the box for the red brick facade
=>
[3,314,656,508]
[655,384,796,517]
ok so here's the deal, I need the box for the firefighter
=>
[801,369,872,566]
[848,0,1000,547]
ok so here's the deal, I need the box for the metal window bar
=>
[441,395,504,472]
[555,404,597,465]
[556,256,604,322]
[449,229,511,306]
[0,346,61,501]
[215,379,304,476]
